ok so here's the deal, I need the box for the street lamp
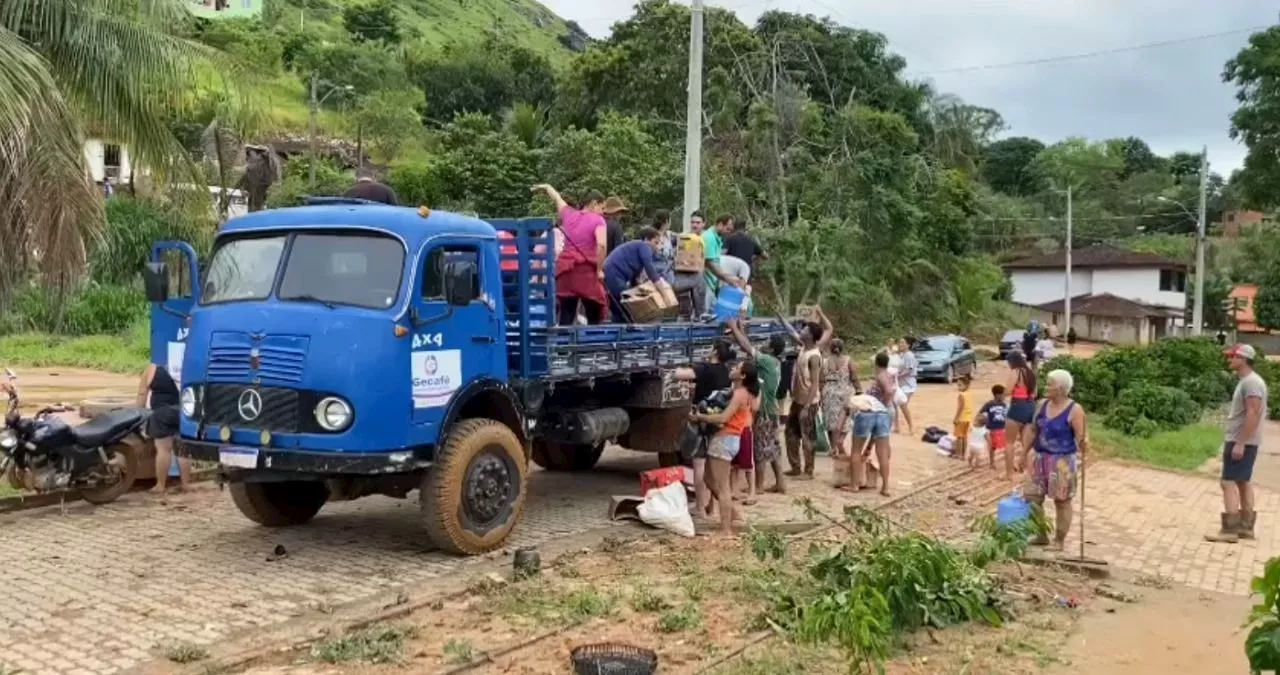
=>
[308,73,354,192]
[1156,174,1208,337]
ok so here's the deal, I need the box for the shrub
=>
[1105,404,1160,438]
[0,283,145,335]
[1039,355,1115,413]
[387,162,446,207]
[1093,346,1161,395]
[1147,337,1227,387]
[93,197,204,286]
[1183,371,1236,408]
[1111,383,1200,432]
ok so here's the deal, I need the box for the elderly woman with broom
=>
[1025,369,1090,552]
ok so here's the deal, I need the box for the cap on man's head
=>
[602,196,628,215]
[1227,344,1258,361]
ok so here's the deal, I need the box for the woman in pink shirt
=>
[533,184,608,325]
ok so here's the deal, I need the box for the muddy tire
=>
[230,481,329,526]
[421,418,527,555]
[80,442,139,504]
[530,439,604,471]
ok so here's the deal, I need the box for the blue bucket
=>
[996,492,1031,526]
[713,286,747,323]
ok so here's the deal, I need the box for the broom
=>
[1057,453,1108,568]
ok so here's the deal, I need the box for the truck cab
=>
[150,200,793,554]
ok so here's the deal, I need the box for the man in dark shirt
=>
[343,171,398,205]
[602,196,628,255]
[603,227,676,321]
[722,220,767,274]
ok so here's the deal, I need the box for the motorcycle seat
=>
[71,408,146,448]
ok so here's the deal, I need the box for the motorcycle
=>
[1,368,145,504]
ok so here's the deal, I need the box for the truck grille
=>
[207,332,308,385]
[204,384,300,432]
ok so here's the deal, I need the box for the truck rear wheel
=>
[421,418,528,555]
[230,481,329,526]
[530,439,604,471]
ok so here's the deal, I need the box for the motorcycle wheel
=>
[80,442,138,504]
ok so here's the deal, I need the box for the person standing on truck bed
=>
[343,169,398,205]
[603,227,678,321]
[603,196,628,255]
[722,219,768,277]
[702,215,746,313]
[533,183,608,325]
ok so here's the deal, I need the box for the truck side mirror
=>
[143,262,170,302]
[444,260,476,307]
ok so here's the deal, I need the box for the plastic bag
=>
[893,387,908,405]
[636,481,696,537]
[813,408,831,454]
[936,433,956,456]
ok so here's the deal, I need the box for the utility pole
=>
[679,0,705,233]
[308,72,318,192]
[1064,186,1073,331]
[1193,145,1208,336]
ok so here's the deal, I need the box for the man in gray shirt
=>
[1206,343,1269,543]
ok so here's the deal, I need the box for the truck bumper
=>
[176,439,424,475]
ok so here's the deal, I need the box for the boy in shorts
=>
[978,385,1009,471]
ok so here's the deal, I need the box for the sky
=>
[539,0,1280,174]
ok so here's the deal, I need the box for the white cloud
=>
[540,0,1277,173]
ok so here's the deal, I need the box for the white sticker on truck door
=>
[167,341,186,387]
[412,349,461,408]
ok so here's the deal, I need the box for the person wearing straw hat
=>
[602,196,628,256]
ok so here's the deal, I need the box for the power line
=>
[908,25,1269,76]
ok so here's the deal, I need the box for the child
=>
[978,385,1009,474]
[952,375,974,461]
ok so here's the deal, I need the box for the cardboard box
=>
[621,282,677,323]
[796,304,820,322]
[674,233,705,273]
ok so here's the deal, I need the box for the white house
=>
[1004,245,1188,345]
[84,139,133,184]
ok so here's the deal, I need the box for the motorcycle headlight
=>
[180,386,197,418]
[314,397,353,432]
[0,428,16,450]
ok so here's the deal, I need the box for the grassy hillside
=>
[225,0,587,136]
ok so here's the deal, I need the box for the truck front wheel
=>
[530,439,604,471]
[230,481,329,526]
[421,418,528,555]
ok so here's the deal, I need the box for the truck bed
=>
[488,218,793,382]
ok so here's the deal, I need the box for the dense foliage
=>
[12,0,1280,343]
[1041,337,1235,438]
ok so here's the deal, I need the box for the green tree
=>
[352,89,422,163]
[1255,266,1280,331]
[1226,26,1280,208]
[343,0,402,44]
[434,113,536,216]
[981,137,1046,196]
[1108,136,1165,177]
[294,39,408,103]
[923,94,1005,175]
[409,39,556,126]
[537,113,681,217]
[0,0,217,309]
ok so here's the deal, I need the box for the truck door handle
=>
[472,335,496,344]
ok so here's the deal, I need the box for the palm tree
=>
[0,0,212,309]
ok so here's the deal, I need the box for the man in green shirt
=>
[728,319,786,494]
[702,215,744,315]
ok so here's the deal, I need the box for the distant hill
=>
[235,0,590,135]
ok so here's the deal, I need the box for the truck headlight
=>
[0,429,15,450]
[180,386,198,418]
[314,397,353,432]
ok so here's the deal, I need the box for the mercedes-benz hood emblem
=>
[237,389,262,421]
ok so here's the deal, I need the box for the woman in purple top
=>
[1025,369,1089,552]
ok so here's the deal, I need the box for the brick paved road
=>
[1052,461,1279,597]
[0,435,959,675]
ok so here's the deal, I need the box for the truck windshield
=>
[201,232,405,309]
[278,233,404,309]
[202,235,287,304]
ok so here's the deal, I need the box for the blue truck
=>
[146,199,793,554]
